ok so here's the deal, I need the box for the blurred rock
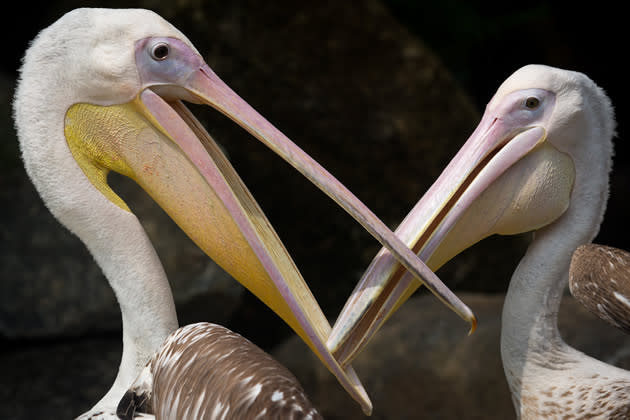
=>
[0,335,120,419]
[274,293,630,420]
[2,292,630,419]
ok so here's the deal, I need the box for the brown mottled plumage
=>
[117,323,322,420]
[570,244,630,335]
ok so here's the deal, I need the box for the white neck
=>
[32,143,178,413]
[89,206,179,410]
[15,65,178,414]
[500,127,612,409]
[501,217,579,374]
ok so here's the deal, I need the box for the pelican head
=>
[15,7,377,413]
[329,64,615,365]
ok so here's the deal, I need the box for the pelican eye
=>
[525,97,540,109]
[151,42,170,61]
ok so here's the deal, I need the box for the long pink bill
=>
[328,105,548,366]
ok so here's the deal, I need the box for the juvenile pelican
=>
[116,322,322,420]
[570,244,630,335]
[330,65,630,417]
[13,7,474,417]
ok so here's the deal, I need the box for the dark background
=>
[1,1,627,419]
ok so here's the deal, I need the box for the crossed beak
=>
[329,93,575,366]
[61,37,481,413]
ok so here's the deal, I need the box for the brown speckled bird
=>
[116,323,322,420]
[570,244,630,335]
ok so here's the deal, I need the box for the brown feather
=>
[570,244,630,335]
[120,323,322,420]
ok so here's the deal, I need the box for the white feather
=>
[13,8,197,416]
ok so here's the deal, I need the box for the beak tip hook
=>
[468,314,478,336]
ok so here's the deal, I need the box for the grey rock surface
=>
[2,293,629,419]
[273,293,630,420]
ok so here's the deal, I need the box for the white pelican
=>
[329,65,630,417]
[13,7,475,417]
[570,244,630,335]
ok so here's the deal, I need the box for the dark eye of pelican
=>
[151,42,170,61]
[525,97,540,109]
